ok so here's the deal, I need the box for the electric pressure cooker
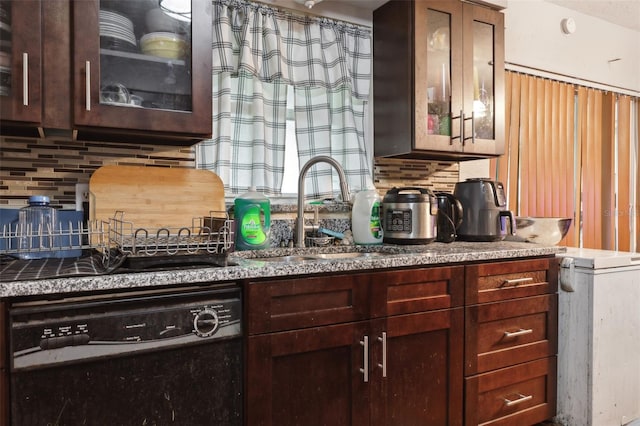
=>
[453,178,516,241]
[381,187,438,244]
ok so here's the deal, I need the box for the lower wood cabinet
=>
[465,357,557,426]
[0,301,7,425]
[247,321,370,426]
[464,258,558,426]
[375,309,463,425]
[244,256,558,426]
[246,267,464,426]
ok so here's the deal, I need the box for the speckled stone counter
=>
[0,242,563,299]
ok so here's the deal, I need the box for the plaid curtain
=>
[295,86,371,199]
[196,0,373,197]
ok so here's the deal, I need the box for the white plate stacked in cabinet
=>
[556,248,640,426]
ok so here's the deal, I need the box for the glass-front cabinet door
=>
[73,0,212,139]
[416,0,504,156]
[416,1,463,153]
[0,0,42,125]
[461,3,505,156]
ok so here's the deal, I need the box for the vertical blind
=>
[491,71,640,250]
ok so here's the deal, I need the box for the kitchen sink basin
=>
[249,251,394,263]
[250,255,315,262]
[310,252,389,260]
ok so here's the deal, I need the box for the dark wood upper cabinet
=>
[0,1,43,126]
[373,0,505,160]
[0,0,212,145]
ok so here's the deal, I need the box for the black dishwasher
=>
[8,284,242,426]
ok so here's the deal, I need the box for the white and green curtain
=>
[196,0,373,198]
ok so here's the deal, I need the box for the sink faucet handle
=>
[313,205,319,225]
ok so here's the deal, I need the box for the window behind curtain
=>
[491,71,640,250]
[196,0,373,199]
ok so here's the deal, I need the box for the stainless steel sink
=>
[250,255,315,262]
[310,252,388,260]
[249,251,393,263]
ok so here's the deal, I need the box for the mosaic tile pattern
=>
[0,136,195,208]
[1,136,461,210]
[374,157,459,195]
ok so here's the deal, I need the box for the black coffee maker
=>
[434,192,463,243]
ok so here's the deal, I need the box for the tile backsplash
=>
[1,135,460,208]
[0,136,195,208]
[374,157,459,195]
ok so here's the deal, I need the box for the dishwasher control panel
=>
[9,286,241,370]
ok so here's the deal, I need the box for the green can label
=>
[370,201,382,239]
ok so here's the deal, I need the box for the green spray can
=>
[234,187,271,250]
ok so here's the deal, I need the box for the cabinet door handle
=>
[450,110,464,144]
[360,335,369,383]
[463,111,475,145]
[85,61,91,111]
[500,277,533,287]
[503,328,533,339]
[22,53,28,106]
[503,393,533,407]
[377,331,387,378]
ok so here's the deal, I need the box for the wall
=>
[504,0,640,94]
[0,136,195,209]
[3,0,637,209]
[468,0,640,185]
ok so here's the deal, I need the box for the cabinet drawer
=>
[465,357,557,426]
[465,294,558,375]
[370,265,465,317]
[247,274,370,335]
[466,258,557,304]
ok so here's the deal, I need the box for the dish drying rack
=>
[107,211,233,257]
[1,212,234,268]
[0,220,110,259]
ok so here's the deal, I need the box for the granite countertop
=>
[0,241,562,299]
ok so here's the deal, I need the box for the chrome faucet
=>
[296,156,351,247]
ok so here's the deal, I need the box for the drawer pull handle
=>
[501,277,534,287]
[503,393,533,407]
[504,328,533,338]
[360,335,369,383]
[377,332,387,378]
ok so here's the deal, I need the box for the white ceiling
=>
[326,0,640,32]
[546,0,640,31]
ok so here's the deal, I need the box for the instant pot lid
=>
[383,187,435,203]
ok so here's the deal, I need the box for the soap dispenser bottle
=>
[233,186,271,250]
[351,189,383,245]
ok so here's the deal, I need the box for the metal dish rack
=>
[1,211,234,269]
[0,220,110,260]
[108,211,234,258]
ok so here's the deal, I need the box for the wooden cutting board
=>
[89,165,226,229]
